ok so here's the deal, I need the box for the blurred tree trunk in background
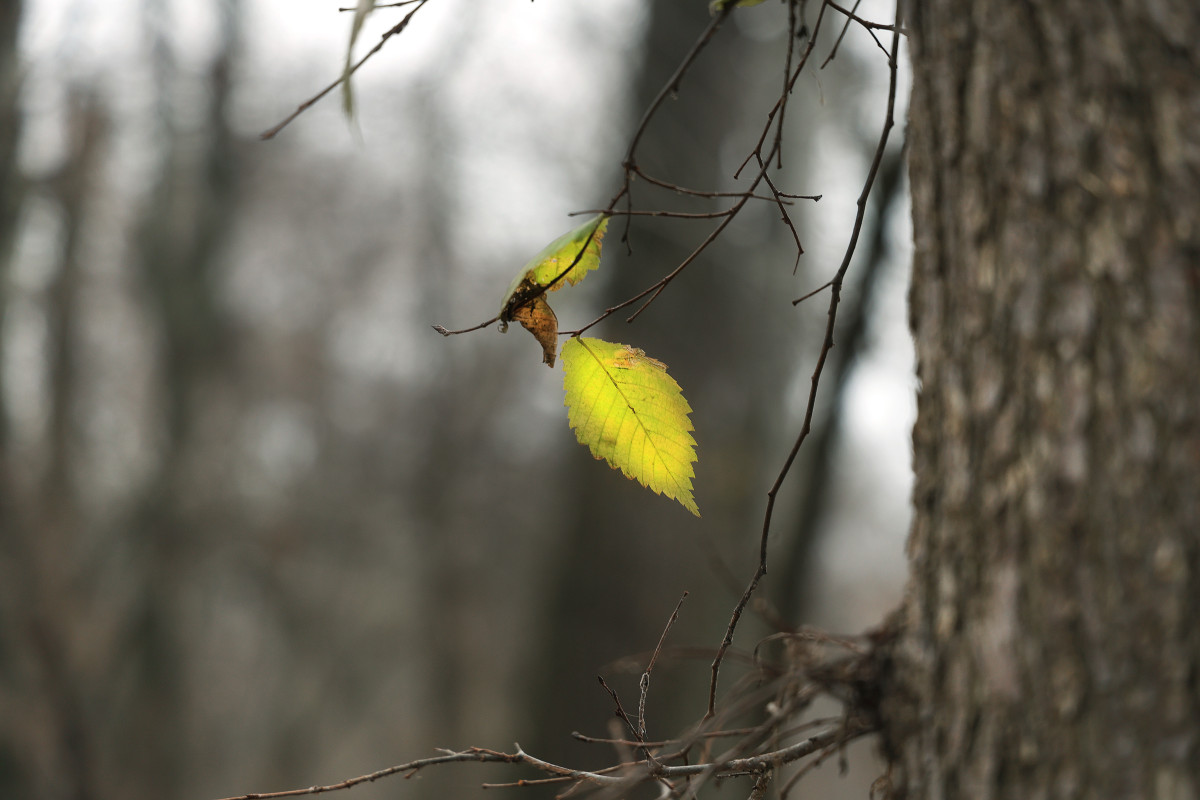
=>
[119,1,243,796]
[0,1,19,400]
[882,1,1200,795]
[36,88,107,800]
[0,6,26,797]
[0,1,245,797]
[0,0,20,495]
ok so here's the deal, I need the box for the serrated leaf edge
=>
[563,337,699,516]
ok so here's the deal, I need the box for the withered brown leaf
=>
[511,295,559,367]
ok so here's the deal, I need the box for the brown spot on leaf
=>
[500,278,541,324]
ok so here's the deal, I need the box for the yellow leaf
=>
[562,338,699,516]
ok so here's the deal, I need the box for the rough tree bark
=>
[880,1,1200,797]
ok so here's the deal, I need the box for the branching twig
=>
[260,0,430,139]
[821,0,866,68]
[737,1,831,180]
[615,9,732,246]
[826,1,906,31]
[825,0,896,64]
[597,675,640,742]
[438,1,833,339]
[211,748,521,800]
[213,717,873,800]
[705,3,903,720]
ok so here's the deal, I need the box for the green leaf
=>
[342,0,377,119]
[562,337,699,516]
[526,214,609,291]
[709,0,768,13]
[500,215,609,367]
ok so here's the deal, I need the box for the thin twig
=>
[432,316,499,336]
[748,769,773,800]
[632,167,817,202]
[761,165,806,271]
[570,208,742,220]
[638,592,688,743]
[514,745,625,786]
[778,735,848,799]
[211,748,521,800]
[792,279,834,306]
[598,675,640,742]
[773,0,799,170]
[737,1,830,181]
[615,10,732,247]
[572,725,765,748]
[821,0,865,68]
[338,0,421,9]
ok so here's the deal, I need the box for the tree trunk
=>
[881,1,1200,796]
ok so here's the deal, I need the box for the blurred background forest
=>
[0,1,913,798]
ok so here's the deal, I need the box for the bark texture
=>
[882,1,1200,797]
